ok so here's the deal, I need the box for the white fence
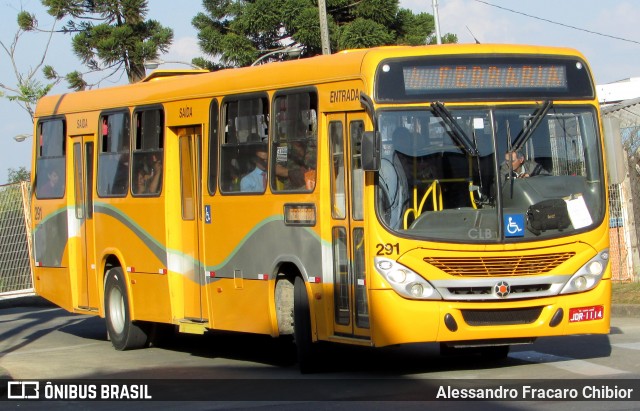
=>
[0,181,33,296]
[609,183,635,281]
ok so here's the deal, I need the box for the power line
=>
[474,0,640,45]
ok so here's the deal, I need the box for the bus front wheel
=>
[104,267,150,350]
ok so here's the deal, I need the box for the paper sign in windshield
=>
[565,194,593,229]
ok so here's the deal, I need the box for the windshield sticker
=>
[504,214,525,237]
[565,195,593,229]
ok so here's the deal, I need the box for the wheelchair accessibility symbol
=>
[205,205,212,224]
[504,214,524,237]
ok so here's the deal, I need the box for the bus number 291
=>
[376,243,400,256]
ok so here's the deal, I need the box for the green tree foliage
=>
[0,10,60,120]
[34,0,174,88]
[7,167,31,183]
[193,0,458,69]
[1,167,28,218]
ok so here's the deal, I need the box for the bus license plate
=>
[569,305,604,323]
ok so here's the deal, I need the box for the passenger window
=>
[272,92,318,192]
[132,108,164,196]
[35,119,66,199]
[220,96,269,194]
[97,112,130,197]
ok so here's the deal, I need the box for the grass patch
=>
[612,281,640,305]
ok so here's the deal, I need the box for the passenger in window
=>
[282,140,316,190]
[40,167,61,198]
[241,146,268,192]
[133,164,150,194]
[500,150,548,180]
[148,154,162,193]
[102,117,109,137]
[133,154,162,194]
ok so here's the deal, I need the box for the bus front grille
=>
[424,252,575,277]
[461,307,544,326]
[447,283,551,296]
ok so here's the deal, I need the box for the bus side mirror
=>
[362,131,381,171]
[602,116,626,184]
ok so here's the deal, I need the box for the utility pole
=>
[318,0,331,54]
[432,0,442,44]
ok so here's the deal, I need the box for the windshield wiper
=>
[512,100,552,150]
[431,102,478,156]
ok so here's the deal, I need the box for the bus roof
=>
[34,44,588,118]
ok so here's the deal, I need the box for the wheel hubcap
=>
[108,287,125,334]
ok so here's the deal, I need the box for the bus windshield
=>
[375,105,604,242]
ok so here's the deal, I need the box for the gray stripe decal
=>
[94,203,167,265]
[33,207,69,267]
[205,219,324,283]
[83,203,326,285]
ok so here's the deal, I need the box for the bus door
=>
[177,126,206,321]
[327,113,370,339]
[71,135,98,310]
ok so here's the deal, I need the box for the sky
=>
[1,0,640,184]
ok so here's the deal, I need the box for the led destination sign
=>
[403,64,568,92]
[376,56,594,101]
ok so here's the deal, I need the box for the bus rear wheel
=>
[104,267,150,350]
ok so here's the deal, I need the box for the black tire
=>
[293,276,322,373]
[104,267,150,350]
[147,322,177,348]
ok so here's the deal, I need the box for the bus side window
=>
[132,109,164,196]
[271,91,318,192]
[35,118,66,199]
[220,96,269,194]
[97,112,130,197]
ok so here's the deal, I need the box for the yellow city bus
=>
[31,44,614,372]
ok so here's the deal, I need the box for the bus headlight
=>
[410,283,424,297]
[587,261,603,275]
[388,269,407,283]
[560,249,609,295]
[573,275,588,291]
[374,257,442,300]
